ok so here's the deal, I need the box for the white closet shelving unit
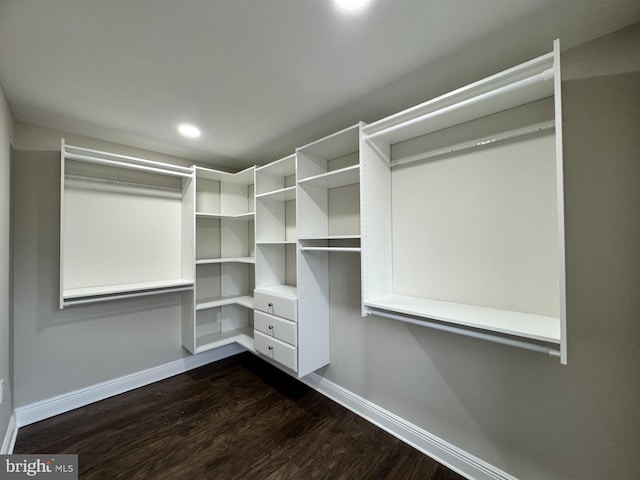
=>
[361,41,567,363]
[292,123,363,376]
[253,154,300,372]
[59,140,195,308]
[182,166,256,354]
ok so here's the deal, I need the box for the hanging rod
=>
[65,144,193,174]
[390,120,555,168]
[367,68,554,142]
[366,308,561,358]
[65,174,183,193]
[63,285,193,307]
[65,152,193,178]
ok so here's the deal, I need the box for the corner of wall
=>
[0,79,15,452]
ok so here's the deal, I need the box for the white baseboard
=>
[15,343,244,428]
[301,373,518,480]
[1,411,17,454]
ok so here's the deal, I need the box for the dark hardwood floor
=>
[14,353,467,480]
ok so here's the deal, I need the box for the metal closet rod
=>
[367,67,554,141]
[367,308,561,358]
[64,285,194,307]
[65,144,193,174]
[65,152,193,179]
[390,120,555,168]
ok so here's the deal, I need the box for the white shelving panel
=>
[183,166,256,355]
[291,123,364,377]
[255,155,297,290]
[361,41,567,363]
[60,140,195,308]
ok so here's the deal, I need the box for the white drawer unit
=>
[254,289,297,322]
[254,331,297,372]
[254,311,297,346]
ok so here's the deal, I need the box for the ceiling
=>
[1,0,639,170]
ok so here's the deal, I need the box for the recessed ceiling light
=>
[178,124,201,138]
[334,0,370,11]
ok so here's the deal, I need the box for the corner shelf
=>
[195,326,255,354]
[183,165,256,356]
[196,295,255,311]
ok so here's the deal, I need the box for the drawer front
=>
[254,291,297,322]
[254,311,297,346]
[254,331,297,372]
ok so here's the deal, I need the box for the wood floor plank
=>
[14,353,468,480]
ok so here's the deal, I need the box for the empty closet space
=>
[361,42,567,362]
[60,142,195,308]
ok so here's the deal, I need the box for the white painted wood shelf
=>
[195,295,254,311]
[195,326,255,354]
[365,295,560,344]
[195,257,255,265]
[297,164,360,189]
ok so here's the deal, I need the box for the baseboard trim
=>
[301,373,517,480]
[1,411,18,454]
[15,343,244,428]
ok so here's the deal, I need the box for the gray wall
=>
[322,23,640,480]
[11,146,196,407]
[0,84,14,441]
[9,22,639,480]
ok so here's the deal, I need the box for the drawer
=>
[254,331,297,372]
[254,311,297,346]
[254,290,297,322]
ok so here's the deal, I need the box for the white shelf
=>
[255,285,297,299]
[63,279,194,300]
[196,295,254,311]
[300,247,361,253]
[299,235,361,241]
[195,165,254,185]
[256,186,296,201]
[365,294,560,344]
[297,165,360,189]
[195,326,254,354]
[195,257,255,265]
[196,212,255,221]
[256,240,296,245]
[363,51,555,145]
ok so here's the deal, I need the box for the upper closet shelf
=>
[195,165,255,184]
[64,144,193,178]
[255,186,296,201]
[362,51,555,145]
[297,165,360,189]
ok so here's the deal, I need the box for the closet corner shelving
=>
[59,140,195,308]
[182,165,256,355]
[360,40,567,363]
